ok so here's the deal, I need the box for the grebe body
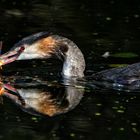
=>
[92,62,140,89]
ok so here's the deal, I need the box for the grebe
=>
[0,32,85,78]
[1,32,140,89]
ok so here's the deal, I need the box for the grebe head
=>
[0,32,85,78]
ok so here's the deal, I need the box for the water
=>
[0,0,140,140]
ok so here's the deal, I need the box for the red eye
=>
[19,45,25,52]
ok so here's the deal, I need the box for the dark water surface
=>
[0,0,140,140]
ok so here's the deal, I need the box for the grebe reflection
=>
[0,78,84,117]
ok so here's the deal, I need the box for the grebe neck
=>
[62,46,85,78]
[53,35,85,78]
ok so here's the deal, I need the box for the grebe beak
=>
[0,83,17,95]
[0,46,25,67]
[2,83,25,105]
[3,84,18,93]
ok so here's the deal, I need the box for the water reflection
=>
[0,76,84,117]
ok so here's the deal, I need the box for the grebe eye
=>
[19,45,25,52]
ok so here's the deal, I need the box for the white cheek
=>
[17,53,43,60]
[17,43,44,60]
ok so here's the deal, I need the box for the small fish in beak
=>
[0,86,4,95]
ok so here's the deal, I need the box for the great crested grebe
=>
[0,32,85,78]
[0,32,140,89]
